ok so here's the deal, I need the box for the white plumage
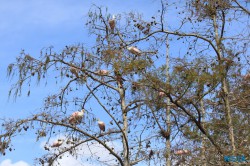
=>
[51,139,64,148]
[108,15,116,33]
[97,69,109,76]
[127,46,141,55]
[69,109,85,125]
[98,119,105,132]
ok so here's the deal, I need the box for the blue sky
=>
[1,1,249,165]
[0,0,162,165]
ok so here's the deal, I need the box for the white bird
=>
[69,109,85,125]
[96,69,109,76]
[127,46,141,56]
[51,139,64,148]
[98,119,105,132]
[108,15,116,33]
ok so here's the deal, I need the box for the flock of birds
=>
[50,16,189,156]
[51,109,105,148]
[51,107,189,155]
[51,97,189,155]
[109,14,142,56]
[68,109,105,131]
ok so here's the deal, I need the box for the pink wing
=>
[69,112,78,124]
[98,123,105,131]
[109,20,115,30]
[51,141,60,147]
[158,92,165,97]
[133,47,141,54]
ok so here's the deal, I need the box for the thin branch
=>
[85,84,128,150]
[35,118,124,166]
[233,0,250,15]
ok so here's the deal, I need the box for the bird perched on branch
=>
[70,66,79,78]
[96,69,109,76]
[51,139,64,148]
[127,46,141,56]
[108,15,116,33]
[174,149,190,155]
[69,109,85,125]
[98,119,105,132]
[158,91,165,98]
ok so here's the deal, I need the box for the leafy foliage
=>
[1,1,250,166]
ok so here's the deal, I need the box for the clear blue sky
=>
[0,1,162,165]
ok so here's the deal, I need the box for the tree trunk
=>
[200,98,207,166]
[166,98,171,166]
[118,79,130,166]
[222,79,236,154]
[212,14,236,156]
[165,36,171,166]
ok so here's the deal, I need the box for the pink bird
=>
[70,66,79,77]
[127,46,141,56]
[108,15,116,33]
[98,119,105,132]
[174,149,190,155]
[243,73,250,80]
[51,139,64,148]
[69,109,85,125]
[158,91,165,97]
[97,70,109,76]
